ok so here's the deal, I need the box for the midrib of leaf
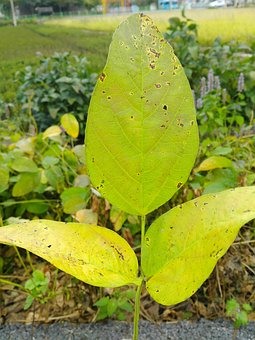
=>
[140,15,146,217]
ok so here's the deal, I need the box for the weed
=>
[94,288,135,321]
[226,298,253,328]
[24,269,49,310]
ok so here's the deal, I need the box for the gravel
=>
[1,319,255,340]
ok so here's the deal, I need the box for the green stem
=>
[0,278,27,292]
[26,250,34,272]
[14,246,29,275]
[133,279,143,340]
[132,215,146,340]
[140,215,146,251]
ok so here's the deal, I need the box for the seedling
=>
[94,288,135,321]
[24,269,49,310]
[226,298,253,328]
[1,14,255,340]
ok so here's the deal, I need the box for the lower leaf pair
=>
[1,186,255,306]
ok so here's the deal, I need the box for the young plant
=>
[24,269,49,310]
[94,288,135,321]
[226,298,253,328]
[1,14,255,340]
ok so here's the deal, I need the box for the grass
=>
[0,25,111,100]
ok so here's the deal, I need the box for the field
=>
[45,8,255,43]
[1,7,255,101]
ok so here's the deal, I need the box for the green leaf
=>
[242,303,252,313]
[0,167,9,193]
[85,13,198,216]
[203,168,237,194]
[119,301,133,312]
[94,297,110,307]
[142,186,255,306]
[42,156,59,168]
[44,166,63,190]
[32,269,48,283]
[12,172,40,197]
[226,298,239,315]
[107,299,118,316]
[0,220,141,287]
[11,157,38,173]
[60,187,91,214]
[25,202,49,214]
[61,113,79,138]
[235,311,249,328]
[211,146,232,156]
[196,156,233,172]
[96,308,108,321]
[24,295,34,310]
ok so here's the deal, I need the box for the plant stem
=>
[26,250,34,271]
[133,215,146,340]
[140,215,146,251]
[133,279,143,340]
[14,246,29,275]
[0,278,27,291]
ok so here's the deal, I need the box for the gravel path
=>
[1,319,255,340]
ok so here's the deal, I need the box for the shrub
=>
[16,52,97,139]
[0,115,91,222]
[164,12,255,124]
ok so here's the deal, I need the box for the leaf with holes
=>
[142,186,255,305]
[85,13,198,216]
[0,220,141,287]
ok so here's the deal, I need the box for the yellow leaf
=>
[75,209,98,225]
[43,126,62,139]
[0,220,141,287]
[142,186,255,305]
[110,206,128,231]
[61,114,79,138]
[196,156,233,172]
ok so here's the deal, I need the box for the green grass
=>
[0,25,111,71]
[0,24,111,100]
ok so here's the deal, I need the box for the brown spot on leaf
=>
[149,62,155,69]
[150,48,160,58]
[99,73,106,82]
[155,83,161,88]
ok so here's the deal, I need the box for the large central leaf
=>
[85,13,199,216]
